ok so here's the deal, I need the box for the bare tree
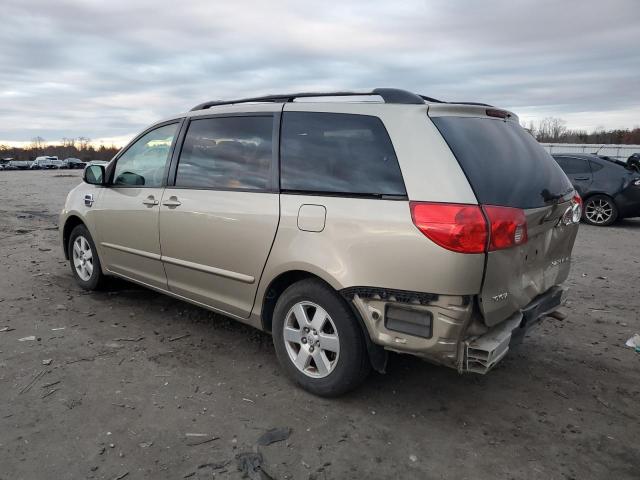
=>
[77,137,91,151]
[30,136,46,156]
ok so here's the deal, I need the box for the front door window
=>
[113,123,179,187]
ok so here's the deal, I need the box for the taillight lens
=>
[410,202,487,254]
[482,206,528,251]
[571,193,582,223]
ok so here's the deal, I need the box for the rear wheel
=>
[583,194,618,226]
[68,224,105,290]
[272,279,371,396]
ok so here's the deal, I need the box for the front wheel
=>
[272,279,371,397]
[583,195,618,226]
[68,224,105,290]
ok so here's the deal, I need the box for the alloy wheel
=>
[72,235,94,281]
[585,198,613,225]
[283,301,340,378]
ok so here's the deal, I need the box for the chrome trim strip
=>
[161,255,255,284]
[100,242,161,261]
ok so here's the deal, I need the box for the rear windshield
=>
[432,117,573,208]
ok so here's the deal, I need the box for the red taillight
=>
[410,202,528,253]
[573,193,582,207]
[410,202,487,254]
[483,205,528,251]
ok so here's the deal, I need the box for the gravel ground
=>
[0,170,638,480]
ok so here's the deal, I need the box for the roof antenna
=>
[593,144,605,155]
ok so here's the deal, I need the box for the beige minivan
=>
[60,88,581,396]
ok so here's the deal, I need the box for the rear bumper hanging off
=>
[463,286,565,374]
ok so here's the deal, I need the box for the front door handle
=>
[574,176,590,181]
[162,196,182,208]
[142,196,159,206]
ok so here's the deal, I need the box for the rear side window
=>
[176,116,273,190]
[589,161,604,172]
[280,112,406,196]
[555,156,590,174]
[432,117,572,208]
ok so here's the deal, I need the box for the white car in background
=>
[31,156,59,169]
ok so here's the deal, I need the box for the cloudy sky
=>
[1,0,639,146]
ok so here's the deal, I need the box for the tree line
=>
[525,117,640,144]
[0,136,120,161]
[2,119,640,162]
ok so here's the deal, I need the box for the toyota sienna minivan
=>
[60,88,581,396]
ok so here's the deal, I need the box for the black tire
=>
[272,278,371,397]
[68,224,105,290]
[583,194,618,226]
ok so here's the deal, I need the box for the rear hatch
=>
[430,106,579,326]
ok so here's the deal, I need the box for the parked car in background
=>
[8,160,30,169]
[63,158,86,169]
[86,160,109,167]
[553,153,640,226]
[31,156,59,169]
[60,88,581,396]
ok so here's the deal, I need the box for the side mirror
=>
[83,165,105,185]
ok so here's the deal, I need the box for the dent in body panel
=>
[480,202,579,326]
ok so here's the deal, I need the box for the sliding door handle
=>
[162,196,182,208]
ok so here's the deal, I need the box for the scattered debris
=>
[596,275,608,280]
[138,441,153,448]
[409,454,418,462]
[114,336,144,342]
[236,452,272,480]
[66,351,114,364]
[548,309,568,320]
[242,398,255,403]
[256,427,292,447]
[111,472,129,480]
[0,326,15,332]
[111,403,136,410]
[42,359,52,365]
[51,327,65,331]
[19,335,37,342]
[625,334,640,352]
[186,435,219,446]
[168,333,190,342]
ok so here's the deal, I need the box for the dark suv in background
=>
[553,153,640,226]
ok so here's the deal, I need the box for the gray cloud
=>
[1,0,639,144]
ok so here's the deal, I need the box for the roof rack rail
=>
[190,88,429,111]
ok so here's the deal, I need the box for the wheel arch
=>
[260,270,332,333]
[259,269,387,373]
[581,191,616,203]
[62,215,86,259]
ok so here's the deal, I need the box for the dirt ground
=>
[0,170,638,480]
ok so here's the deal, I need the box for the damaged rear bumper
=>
[346,285,565,374]
[464,285,565,373]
